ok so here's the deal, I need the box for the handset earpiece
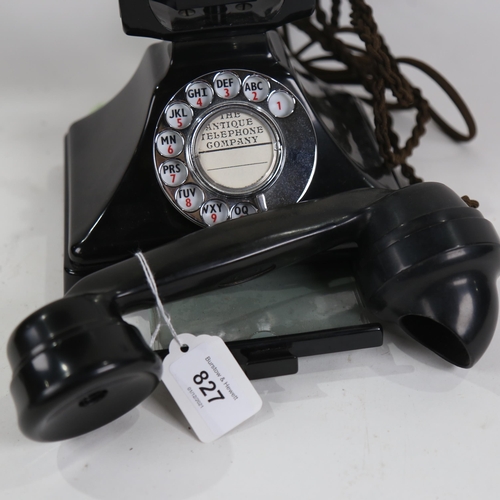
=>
[7,295,163,442]
[355,183,500,367]
[8,182,500,441]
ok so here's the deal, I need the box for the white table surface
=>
[1,1,500,499]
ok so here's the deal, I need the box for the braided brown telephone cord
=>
[287,0,478,207]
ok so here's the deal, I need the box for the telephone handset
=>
[8,182,500,441]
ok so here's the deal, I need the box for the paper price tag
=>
[162,333,262,442]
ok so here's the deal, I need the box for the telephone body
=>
[11,0,500,441]
[65,0,404,290]
[9,0,500,442]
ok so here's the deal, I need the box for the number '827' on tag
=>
[162,333,262,443]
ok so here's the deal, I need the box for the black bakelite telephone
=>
[8,0,500,441]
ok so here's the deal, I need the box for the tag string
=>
[135,251,182,348]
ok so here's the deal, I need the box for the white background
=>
[1,1,500,499]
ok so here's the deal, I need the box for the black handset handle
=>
[66,187,387,308]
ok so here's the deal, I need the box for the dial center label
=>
[194,109,277,192]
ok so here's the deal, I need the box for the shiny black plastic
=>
[9,182,500,440]
[119,0,316,41]
[64,30,402,289]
